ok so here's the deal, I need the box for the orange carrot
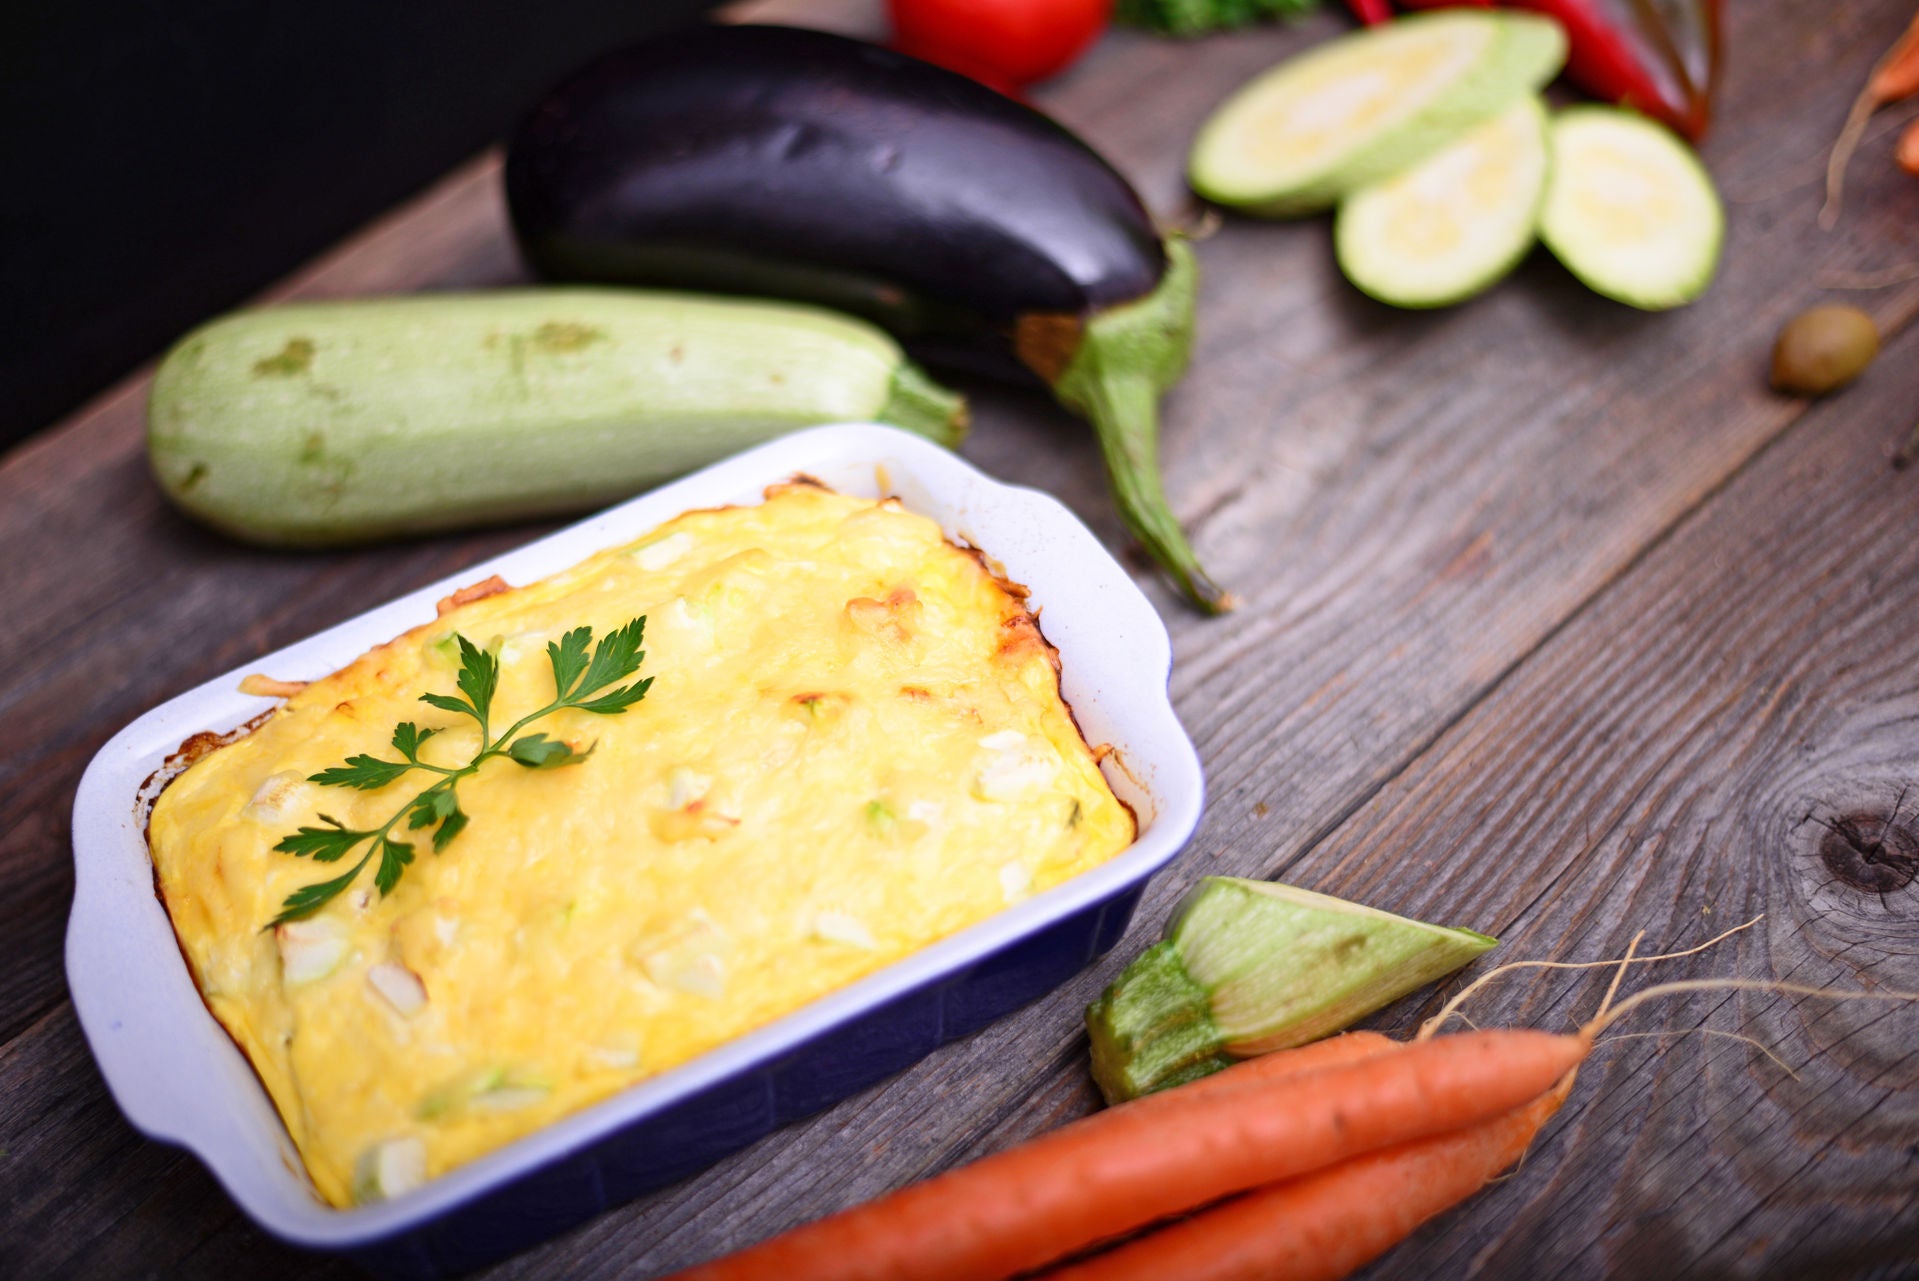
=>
[663,1030,1586,1281]
[1171,1030,1401,1098]
[1042,1077,1574,1281]
[1900,117,1919,176]
[1823,8,1919,226]
[1869,10,1919,103]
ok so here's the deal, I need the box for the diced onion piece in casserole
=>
[644,949,728,997]
[471,1083,551,1112]
[587,1041,641,1070]
[1000,861,1034,903]
[974,732,1057,801]
[664,767,712,809]
[276,918,349,987]
[353,1137,427,1204]
[813,911,878,950]
[631,531,696,571]
[496,630,549,665]
[650,767,739,841]
[242,771,309,825]
[634,912,731,997]
[367,962,428,1017]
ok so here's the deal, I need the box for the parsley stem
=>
[483,698,568,758]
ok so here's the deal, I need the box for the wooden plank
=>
[4,0,1919,1276]
[1263,314,1919,1279]
[0,1005,351,1280]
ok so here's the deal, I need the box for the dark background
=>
[1,0,718,453]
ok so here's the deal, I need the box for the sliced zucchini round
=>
[1335,95,1550,309]
[1539,106,1724,311]
[1188,11,1567,217]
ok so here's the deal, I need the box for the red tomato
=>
[889,0,1112,90]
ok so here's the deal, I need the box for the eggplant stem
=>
[1081,370,1232,613]
[1053,239,1235,614]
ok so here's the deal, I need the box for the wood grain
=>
[4,0,1919,1276]
[1274,312,1919,1279]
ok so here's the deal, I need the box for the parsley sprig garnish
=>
[268,617,651,927]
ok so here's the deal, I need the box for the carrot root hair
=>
[1817,261,1919,289]
[1593,1027,1802,1081]
[1581,977,1919,1041]
[1821,90,1881,229]
[1416,915,1762,1042]
[1595,930,1644,1022]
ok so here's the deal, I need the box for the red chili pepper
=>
[1340,1,1721,141]
[1503,0,1722,139]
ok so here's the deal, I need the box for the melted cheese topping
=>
[148,485,1135,1207]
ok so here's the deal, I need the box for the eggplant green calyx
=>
[1086,876,1497,1104]
[880,360,971,448]
[1051,239,1233,615]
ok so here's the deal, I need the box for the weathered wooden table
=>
[6,0,1918,1276]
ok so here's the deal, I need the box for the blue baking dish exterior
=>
[68,425,1203,1279]
[350,885,1147,1279]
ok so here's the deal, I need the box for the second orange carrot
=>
[664,1030,1587,1281]
[1043,1077,1574,1281]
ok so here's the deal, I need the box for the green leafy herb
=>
[1116,0,1319,37]
[505,732,590,769]
[268,617,652,927]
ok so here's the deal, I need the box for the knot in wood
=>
[1819,813,1919,893]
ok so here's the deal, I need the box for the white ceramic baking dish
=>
[67,422,1204,1277]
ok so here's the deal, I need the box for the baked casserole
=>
[147,482,1135,1207]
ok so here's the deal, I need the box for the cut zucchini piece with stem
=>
[1085,877,1497,1103]
[1539,106,1724,311]
[1335,95,1551,309]
[1189,10,1566,217]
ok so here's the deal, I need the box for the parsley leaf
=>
[571,618,646,707]
[455,635,498,723]
[269,617,652,926]
[572,674,653,716]
[432,801,468,852]
[310,754,414,791]
[274,816,368,863]
[546,626,594,700]
[406,788,456,829]
[391,722,437,762]
[419,690,479,722]
[506,733,589,769]
[373,835,415,896]
[270,854,375,926]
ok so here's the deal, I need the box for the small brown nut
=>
[1771,304,1879,396]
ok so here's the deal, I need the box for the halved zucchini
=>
[1538,106,1723,310]
[1189,11,1566,217]
[1335,95,1550,308]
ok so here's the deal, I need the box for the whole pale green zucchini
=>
[147,289,968,545]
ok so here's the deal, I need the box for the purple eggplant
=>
[505,24,1226,613]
